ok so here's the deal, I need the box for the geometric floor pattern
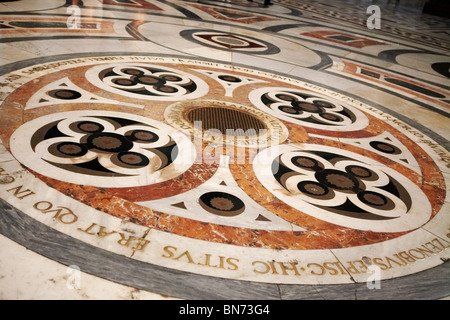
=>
[0,0,449,300]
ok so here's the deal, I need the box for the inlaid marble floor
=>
[0,0,449,300]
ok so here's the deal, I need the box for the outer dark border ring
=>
[179,29,281,55]
[0,53,448,299]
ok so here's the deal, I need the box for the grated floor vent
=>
[187,107,267,136]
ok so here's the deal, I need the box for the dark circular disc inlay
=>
[48,89,82,100]
[199,192,245,217]
[56,142,88,157]
[86,132,133,153]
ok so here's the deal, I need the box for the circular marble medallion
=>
[180,29,280,54]
[0,55,448,293]
[254,143,431,232]
[165,99,289,148]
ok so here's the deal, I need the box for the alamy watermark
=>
[362,257,382,290]
[367,5,381,30]
[66,265,81,290]
[366,265,382,290]
[65,4,382,31]
[66,5,81,29]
